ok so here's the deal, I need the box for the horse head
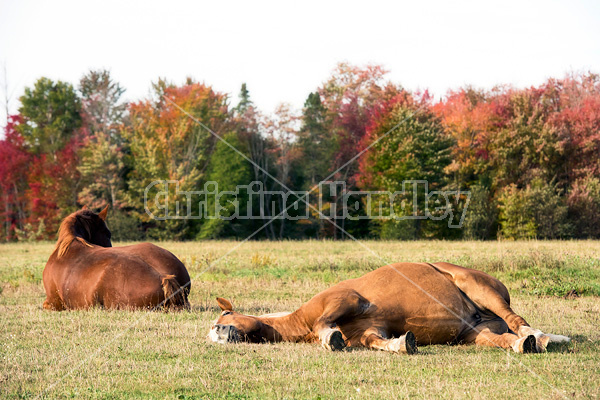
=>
[73,205,112,247]
[55,205,112,258]
[208,298,269,344]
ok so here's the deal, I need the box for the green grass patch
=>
[0,240,599,399]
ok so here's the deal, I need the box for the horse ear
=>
[98,205,109,221]
[216,297,233,311]
[81,205,88,211]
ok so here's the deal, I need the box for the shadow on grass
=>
[343,339,583,355]
[558,334,599,353]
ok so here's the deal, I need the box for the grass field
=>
[1,240,599,399]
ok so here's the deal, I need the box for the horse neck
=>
[53,235,92,260]
[257,309,313,343]
[55,213,87,259]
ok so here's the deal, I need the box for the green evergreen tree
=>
[198,131,252,239]
[236,83,252,114]
[295,92,337,237]
[298,92,336,187]
[79,69,126,138]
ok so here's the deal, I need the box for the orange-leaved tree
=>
[123,78,231,239]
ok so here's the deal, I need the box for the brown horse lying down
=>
[43,206,191,310]
[209,262,569,353]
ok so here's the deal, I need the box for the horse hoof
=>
[536,335,550,353]
[386,331,418,354]
[522,334,537,353]
[329,330,346,351]
[404,331,417,355]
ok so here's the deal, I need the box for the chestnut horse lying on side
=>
[209,262,569,353]
[43,206,191,310]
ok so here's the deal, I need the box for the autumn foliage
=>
[1,67,599,241]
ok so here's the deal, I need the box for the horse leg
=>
[43,297,64,311]
[461,320,538,353]
[161,274,189,310]
[432,262,570,352]
[516,326,570,352]
[313,310,349,351]
[360,327,417,354]
[432,262,528,332]
[43,284,65,310]
[42,275,65,311]
[311,289,369,351]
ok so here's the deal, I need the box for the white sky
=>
[1,0,599,127]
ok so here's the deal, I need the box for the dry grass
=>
[0,240,599,399]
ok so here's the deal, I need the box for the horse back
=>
[339,263,468,306]
[109,243,190,290]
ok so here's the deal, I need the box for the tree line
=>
[1,64,599,241]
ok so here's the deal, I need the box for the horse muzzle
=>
[208,324,241,344]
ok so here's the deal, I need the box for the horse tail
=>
[161,274,189,310]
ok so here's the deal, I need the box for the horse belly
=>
[397,287,472,344]
[402,314,466,345]
[356,264,475,344]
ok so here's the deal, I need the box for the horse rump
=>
[161,274,190,310]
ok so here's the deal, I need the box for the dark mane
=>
[54,211,93,259]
